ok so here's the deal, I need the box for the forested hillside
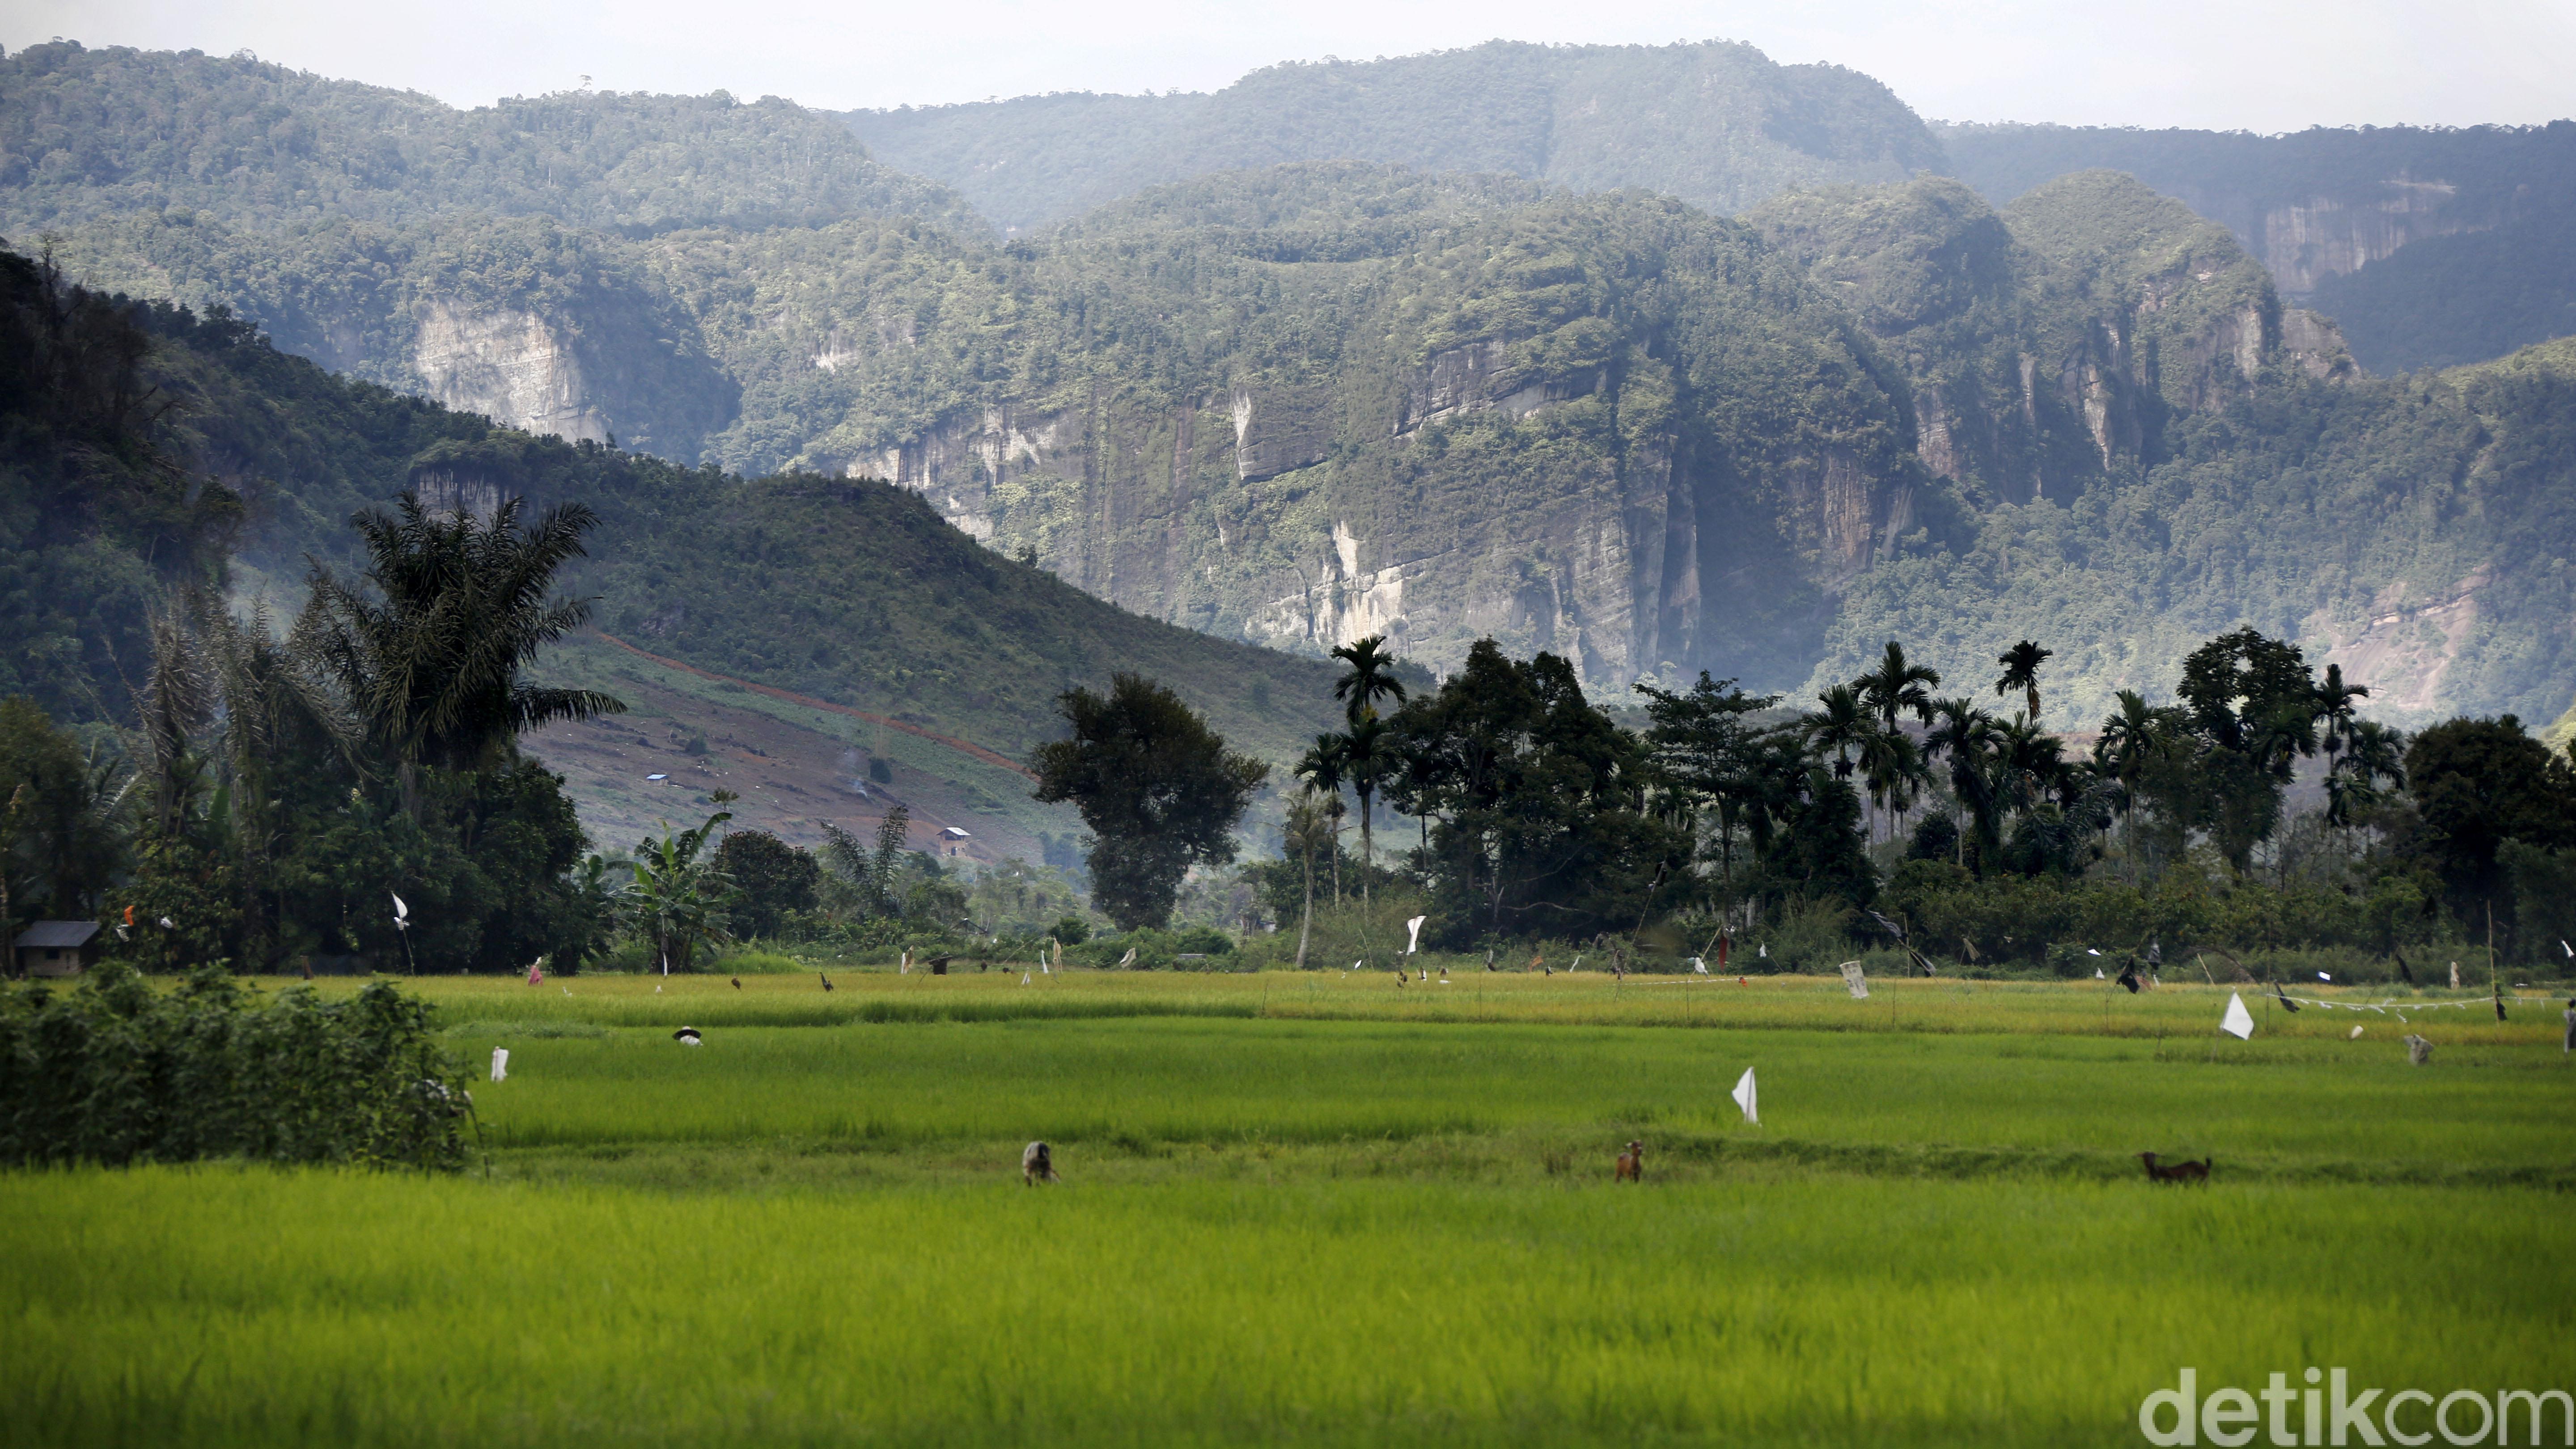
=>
[0,242,1343,788]
[9,38,2572,736]
[1939,121,2576,372]
[842,41,1942,234]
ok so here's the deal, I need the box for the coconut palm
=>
[1993,640,2053,722]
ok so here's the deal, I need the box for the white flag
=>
[1405,915,1428,954]
[390,892,409,926]
[490,1047,508,1082]
[1731,1067,1758,1124]
[1840,961,1868,999]
[2221,992,2256,1040]
[1691,956,1709,975]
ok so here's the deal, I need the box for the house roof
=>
[940,826,971,838]
[14,920,99,950]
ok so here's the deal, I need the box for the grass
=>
[7,972,2572,1446]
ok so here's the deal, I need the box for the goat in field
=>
[1614,1140,1644,1182]
[2137,1152,2211,1183]
[1022,1141,1058,1185]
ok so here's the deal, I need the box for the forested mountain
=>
[1940,121,2576,372]
[8,38,2572,738]
[0,242,1342,792]
[841,41,1943,235]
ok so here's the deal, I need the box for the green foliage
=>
[712,829,818,940]
[0,965,471,1168]
[1032,674,1269,931]
[2401,716,2576,925]
[0,41,975,236]
[845,40,1941,233]
[625,807,741,974]
[1939,118,2576,372]
[1387,641,1684,943]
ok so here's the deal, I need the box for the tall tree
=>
[1636,673,1781,891]
[1993,640,2053,723]
[1031,674,1268,932]
[2401,716,2576,928]
[1328,635,1408,895]
[1924,697,2001,869]
[302,492,624,794]
[1282,790,1334,969]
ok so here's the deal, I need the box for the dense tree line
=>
[1254,630,2576,972]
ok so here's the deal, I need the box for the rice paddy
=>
[8,969,2572,1446]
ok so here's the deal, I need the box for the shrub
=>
[0,965,473,1170]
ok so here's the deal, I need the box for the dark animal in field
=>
[820,973,835,991]
[2137,1152,2210,1182]
[1022,1141,1057,1185]
[731,977,741,990]
[1615,1140,1644,1182]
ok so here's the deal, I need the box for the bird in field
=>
[731,976,742,989]
[820,972,835,991]
[2137,1152,2210,1182]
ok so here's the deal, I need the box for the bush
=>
[0,965,473,1169]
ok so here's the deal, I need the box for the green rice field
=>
[8,970,2572,1446]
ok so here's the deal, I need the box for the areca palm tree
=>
[1282,790,1335,969]
[1856,641,1941,731]
[302,492,624,797]
[1801,684,1872,782]
[1296,732,1351,904]
[2091,690,2174,844]
[1329,635,1408,895]
[2326,720,2408,826]
[1994,640,2053,722]
[2311,664,2369,776]
[1925,698,2001,867]
[1330,634,1409,725]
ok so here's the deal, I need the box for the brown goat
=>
[1614,1141,1644,1182]
[2137,1152,2211,1183]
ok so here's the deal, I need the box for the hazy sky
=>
[9,0,2572,131]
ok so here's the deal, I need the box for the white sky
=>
[8,0,2572,132]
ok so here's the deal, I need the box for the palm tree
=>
[1994,640,2053,723]
[2312,664,2369,776]
[302,493,624,798]
[1330,634,1409,725]
[1330,635,1408,895]
[1992,712,2067,821]
[1856,641,1941,731]
[2326,720,2407,826]
[1296,733,1351,905]
[1282,791,1335,969]
[1925,698,2000,867]
[2091,690,2172,847]
[1801,684,1872,782]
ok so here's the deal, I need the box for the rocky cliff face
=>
[411,301,612,444]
